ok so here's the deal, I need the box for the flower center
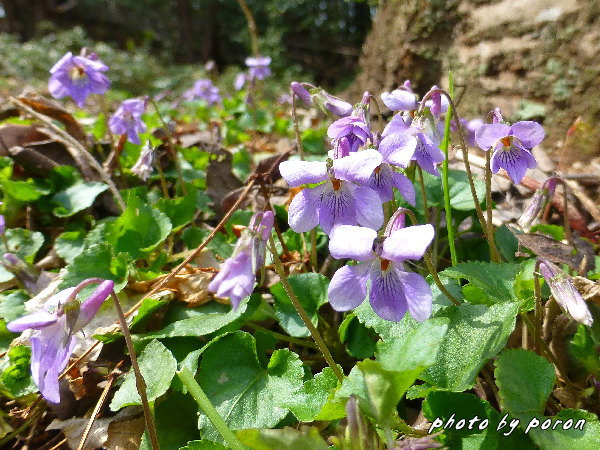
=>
[374,165,382,174]
[380,258,391,272]
[70,65,87,84]
[500,136,512,147]
[332,178,341,191]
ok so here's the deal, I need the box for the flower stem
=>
[291,92,305,160]
[440,72,458,265]
[110,291,160,450]
[416,166,430,223]
[484,150,501,262]
[236,0,260,57]
[533,260,543,354]
[150,99,187,195]
[268,235,344,382]
[309,229,318,272]
[177,367,246,450]
[246,322,318,349]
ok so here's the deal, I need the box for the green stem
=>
[246,323,318,349]
[416,166,430,223]
[110,291,159,450]
[268,235,344,381]
[177,367,246,450]
[441,71,457,265]
[484,150,501,262]
[533,260,542,355]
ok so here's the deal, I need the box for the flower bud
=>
[518,176,558,229]
[290,82,312,106]
[312,89,353,117]
[539,258,593,326]
[131,141,155,181]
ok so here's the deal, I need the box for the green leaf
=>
[419,169,485,211]
[130,295,171,331]
[443,262,522,303]
[106,193,172,260]
[154,189,198,232]
[138,391,200,450]
[495,225,520,263]
[141,299,249,340]
[1,228,45,264]
[421,302,519,392]
[0,345,37,398]
[524,409,600,450]
[59,242,129,293]
[197,331,304,439]
[281,367,343,422]
[110,339,177,411]
[54,230,86,263]
[180,440,227,450]
[0,291,27,322]
[569,325,600,375]
[495,349,555,415]
[237,427,328,450]
[423,392,534,449]
[530,224,564,242]
[0,179,45,202]
[338,314,376,359]
[51,182,109,217]
[270,273,329,337]
[376,317,449,373]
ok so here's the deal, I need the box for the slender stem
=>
[558,178,572,245]
[418,90,488,238]
[424,254,461,306]
[236,0,260,57]
[246,323,318,349]
[154,155,171,199]
[268,235,344,381]
[177,367,246,450]
[110,291,159,450]
[309,229,318,272]
[440,72,457,265]
[533,260,543,355]
[77,365,119,450]
[485,150,501,262]
[367,94,384,133]
[416,166,430,223]
[403,209,460,306]
[291,92,305,160]
[150,99,186,195]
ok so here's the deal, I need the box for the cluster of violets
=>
[235,56,272,90]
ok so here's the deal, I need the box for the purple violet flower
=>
[48,51,110,108]
[539,259,593,327]
[315,89,353,117]
[108,97,147,145]
[328,116,371,153]
[362,133,416,204]
[328,223,434,322]
[279,150,384,234]
[209,211,274,309]
[382,114,445,176]
[381,81,418,112]
[6,279,114,403]
[131,141,155,181]
[475,115,544,184]
[183,79,221,105]
[245,56,272,80]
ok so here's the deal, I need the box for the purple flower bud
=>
[491,107,504,124]
[108,97,148,145]
[6,278,114,403]
[131,142,155,181]
[209,211,274,309]
[234,73,247,91]
[290,82,312,106]
[312,89,353,117]
[539,259,593,326]
[518,176,559,229]
[183,79,221,105]
[0,201,4,235]
[48,50,110,108]
[384,208,409,236]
